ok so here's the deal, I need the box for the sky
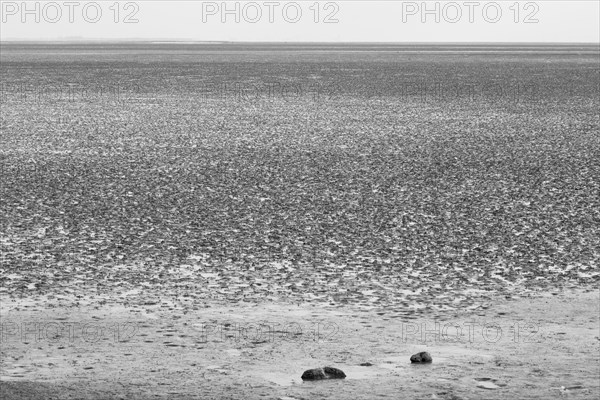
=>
[0,0,598,43]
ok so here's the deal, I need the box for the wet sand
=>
[1,288,598,399]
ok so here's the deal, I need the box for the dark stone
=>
[323,367,346,378]
[410,351,433,363]
[301,368,326,380]
[359,362,373,367]
[301,367,346,381]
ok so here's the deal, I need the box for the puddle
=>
[255,347,493,387]
[422,346,493,363]
[476,380,500,390]
[380,354,450,366]
[342,365,392,380]
[260,372,303,386]
[258,363,399,387]
[257,363,392,387]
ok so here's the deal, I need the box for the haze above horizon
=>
[0,1,597,43]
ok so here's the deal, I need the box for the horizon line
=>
[1,39,599,45]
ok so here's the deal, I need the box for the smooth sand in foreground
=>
[1,288,598,399]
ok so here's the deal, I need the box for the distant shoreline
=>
[1,40,599,46]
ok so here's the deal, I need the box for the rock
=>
[410,351,433,363]
[301,366,346,381]
[323,367,346,378]
[301,368,325,380]
[359,362,373,367]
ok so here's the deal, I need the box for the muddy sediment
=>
[1,289,598,399]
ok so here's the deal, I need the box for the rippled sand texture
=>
[1,43,599,399]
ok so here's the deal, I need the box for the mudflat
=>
[1,43,599,399]
[1,289,599,399]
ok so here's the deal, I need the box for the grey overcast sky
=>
[0,1,598,43]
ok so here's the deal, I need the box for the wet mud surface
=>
[1,289,598,399]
